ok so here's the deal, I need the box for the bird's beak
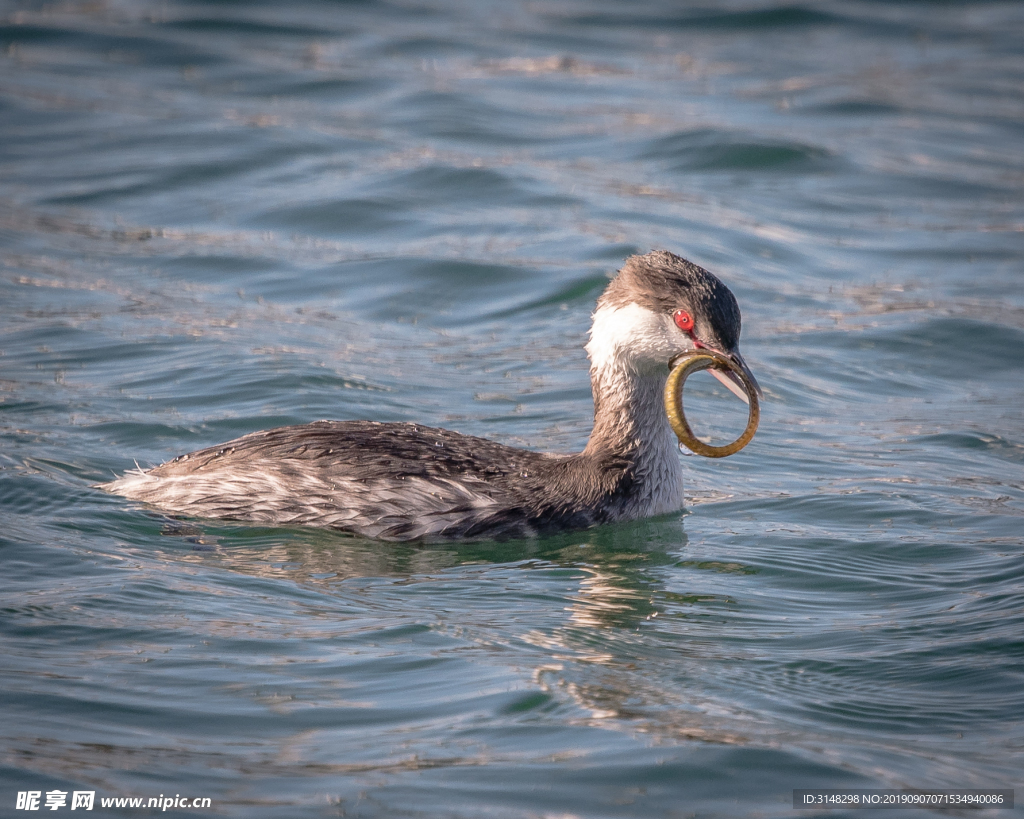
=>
[708,350,762,406]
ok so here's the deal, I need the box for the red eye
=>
[673,310,694,332]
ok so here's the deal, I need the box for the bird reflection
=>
[154,514,759,743]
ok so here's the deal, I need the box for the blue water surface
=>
[1,1,1022,816]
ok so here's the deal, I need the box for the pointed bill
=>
[709,351,761,406]
[710,367,751,404]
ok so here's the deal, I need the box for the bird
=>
[100,250,759,541]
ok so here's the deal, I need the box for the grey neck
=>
[583,359,683,517]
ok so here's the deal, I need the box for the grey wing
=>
[101,421,541,540]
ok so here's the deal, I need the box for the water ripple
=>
[2,0,1022,815]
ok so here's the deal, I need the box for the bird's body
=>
[101,251,758,541]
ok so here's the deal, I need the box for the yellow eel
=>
[664,351,760,458]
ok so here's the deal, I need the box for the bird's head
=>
[586,250,761,403]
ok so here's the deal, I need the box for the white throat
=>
[584,303,685,517]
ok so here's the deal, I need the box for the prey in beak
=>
[670,347,761,406]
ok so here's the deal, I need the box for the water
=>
[2,1,1022,816]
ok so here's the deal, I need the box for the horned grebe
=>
[100,251,759,541]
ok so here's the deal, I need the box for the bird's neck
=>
[582,307,684,515]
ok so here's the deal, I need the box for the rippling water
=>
[2,1,1023,816]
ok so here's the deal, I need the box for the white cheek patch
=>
[585,303,682,371]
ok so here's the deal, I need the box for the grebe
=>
[101,251,759,541]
